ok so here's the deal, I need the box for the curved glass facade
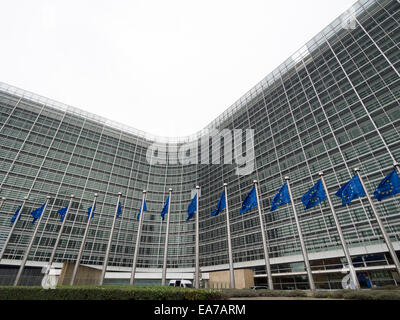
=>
[0,0,399,288]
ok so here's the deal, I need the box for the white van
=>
[169,279,193,288]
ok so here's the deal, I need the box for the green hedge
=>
[0,286,227,300]
[371,285,400,291]
[223,288,400,300]
[3,286,400,300]
[313,289,400,300]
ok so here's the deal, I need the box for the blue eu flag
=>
[30,202,46,224]
[240,186,258,214]
[211,189,226,217]
[87,203,96,220]
[11,205,22,223]
[57,205,68,222]
[374,170,400,201]
[336,174,366,206]
[301,179,327,210]
[270,182,291,212]
[137,200,147,220]
[187,194,197,221]
[160,196,170,221]
[116,201,122,219]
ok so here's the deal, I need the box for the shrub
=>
[371,291,400,300]
[221,289,258,298]
[371,285,399,291]
[313,290,344,299]
[285,290,307,297]
[313,289,400,300]
[222,288,307,298]
[342,291,376,300]
[251,289,306,298]
[342,290,400,300]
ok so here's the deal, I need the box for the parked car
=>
[169,279,193,288]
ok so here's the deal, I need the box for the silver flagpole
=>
[285,176,316,291]
[194,185,200,289]
[319,172,360,290]
[254,180,273,290]
[130,190,147,285]
[224,183,235,289]
[355,168,400,278]
[394,161,400,176]
[14,196,51,286]
[0,196,28,262]
[100,192,122,286]
[161,188,172,286]
[45,194,74,277]
[70,193,98,286]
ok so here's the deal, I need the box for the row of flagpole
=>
[202,162,400,291]
[0,162,399,288]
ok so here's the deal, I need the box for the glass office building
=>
[0,0,399,289]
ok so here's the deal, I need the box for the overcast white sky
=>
[1,0,356,138]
